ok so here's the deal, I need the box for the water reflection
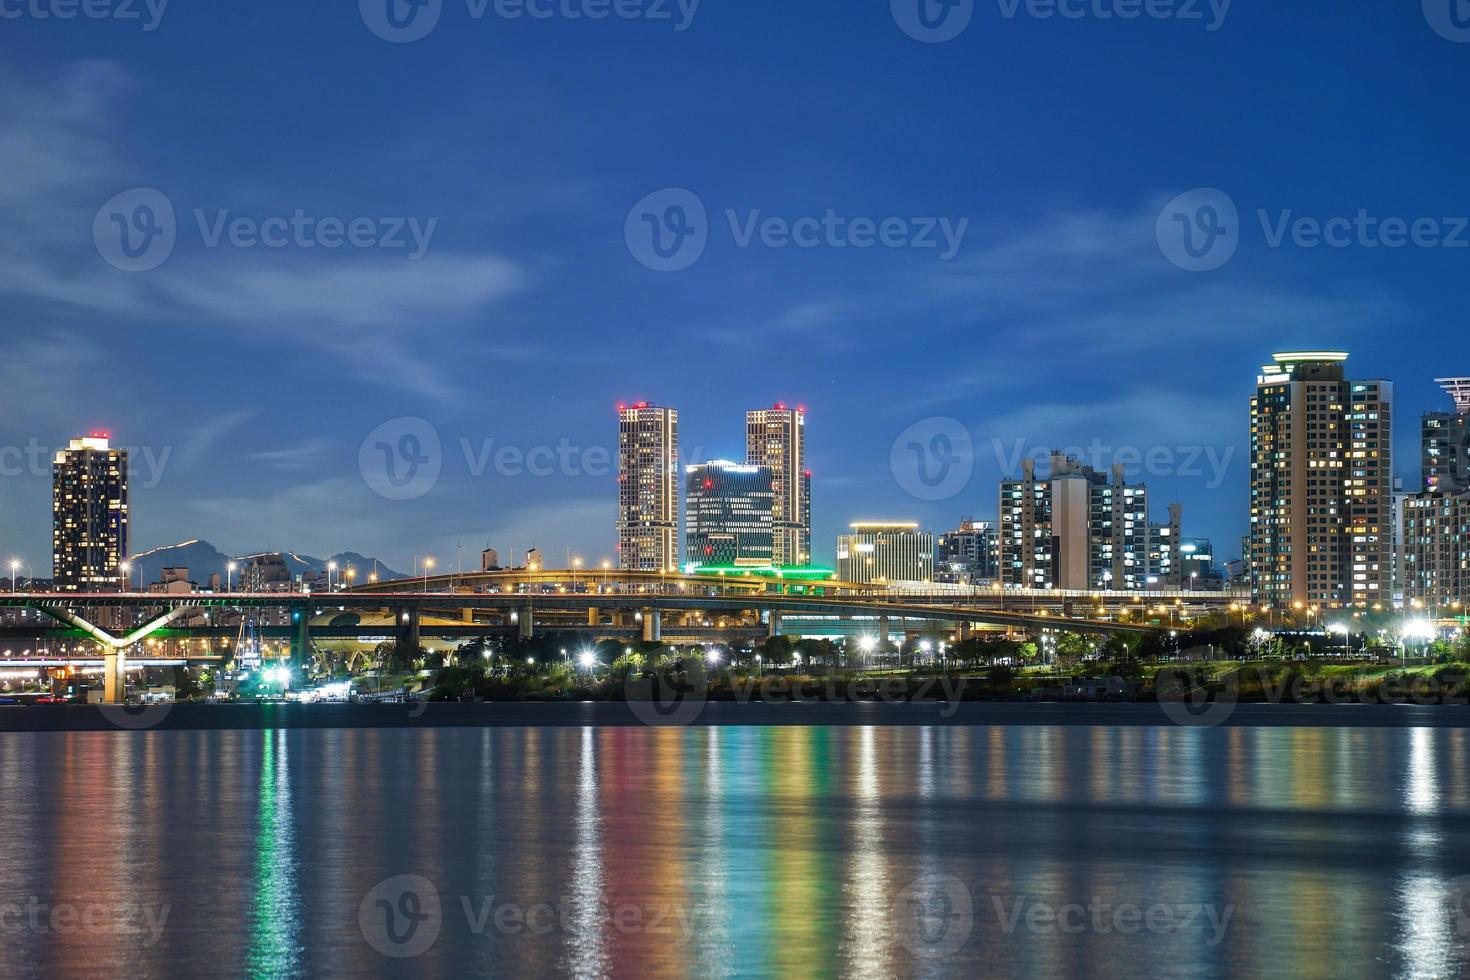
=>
[248,729,301,977]
[1,725,1469,979]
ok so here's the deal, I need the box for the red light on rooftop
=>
[617,403,627,412]
[703,479,714,491]
[774,402,786,411]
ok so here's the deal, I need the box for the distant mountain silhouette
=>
[127,540,407,588]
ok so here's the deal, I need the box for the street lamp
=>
[227,561,237,592]
[1329,622,1351,658]
[10,560,20,594]
[414,556,435,593]
[327,560,338,592]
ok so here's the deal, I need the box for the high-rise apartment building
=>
[936,518,1001,584]
[836,523,934,585]
[1249,352,1393,608]
[1402,493,1470,606]
[1000,455,1181,591]
[1423,378,1470,495]
[684,461,775,569]
[617,403,679,572]
[1402,377,1470,607]
[52,434,129,592]
[746,405,809,566]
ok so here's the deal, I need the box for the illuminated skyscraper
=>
[617,403,679,572]
[1249,352,1393,608]
[836,522,933,585]
[746,404,809,566]
[684,461,775,568]
[52,434,129,592]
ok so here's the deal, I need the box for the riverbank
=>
[3,700,1470,732]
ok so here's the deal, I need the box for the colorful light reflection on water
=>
[1,725,1468,978]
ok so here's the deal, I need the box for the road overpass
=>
[0,573,1183,701]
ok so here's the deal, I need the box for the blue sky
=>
[2,1,1467,574]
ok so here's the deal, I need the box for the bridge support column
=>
[518,605,534,640]
[103,648,126,704]
[641,609,661,643]
[588,607,599,627]
[957,621,973,642]
[768,610,782,638]
[293,610,312,666]
[879,615,890,650]
[396,608,420,656]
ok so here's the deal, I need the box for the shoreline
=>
[3,701,1470,732]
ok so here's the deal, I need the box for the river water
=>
[2,722,1468,978]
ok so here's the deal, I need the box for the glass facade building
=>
[684,461,775,569]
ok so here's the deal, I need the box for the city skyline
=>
[4,354,1465,585]
[3,6,1467,577]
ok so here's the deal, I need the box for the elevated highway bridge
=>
[0,569,1220,701]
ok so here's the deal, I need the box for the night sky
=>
[3,1,1467,574]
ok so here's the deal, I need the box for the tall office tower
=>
[617,403,680,572]
[936,518,1001,584]
[1423,378,1470,495]
[684,461,775,569]
[836,523,934,585]
[746,405,809,566]
[1000,454,1181,591]
[52,434,129,592]
[1250,352,1393,608]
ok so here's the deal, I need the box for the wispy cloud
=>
[247,438,337,473]
[0,61,534,401]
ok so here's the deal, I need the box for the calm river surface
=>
[2,722,1469,978]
